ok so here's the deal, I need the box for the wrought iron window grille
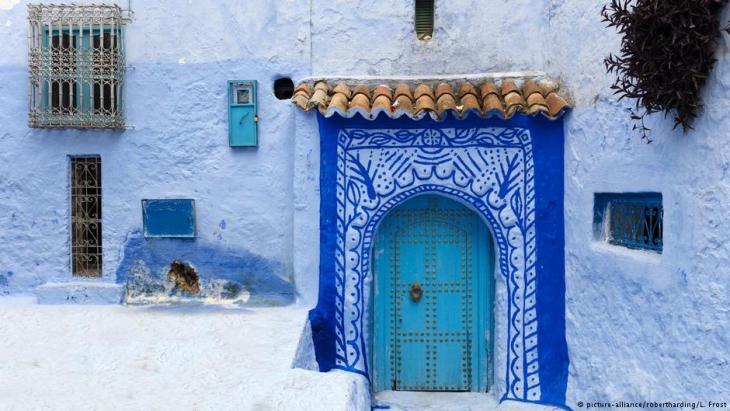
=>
[70,156,102,277]
[594,193,663,253]
[28,4,127,129]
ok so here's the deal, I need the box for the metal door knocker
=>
[409,283,423,302]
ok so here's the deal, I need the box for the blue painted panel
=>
[228,80,258,147]
[373,194,493,392]
[142,199,196,238]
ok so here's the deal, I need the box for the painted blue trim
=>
[531,116,569,406]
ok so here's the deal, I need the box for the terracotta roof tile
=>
[460,93,481,113]
[458,82,478,98]
[350,93,371,111]
[414,84,435,101]
[546,92,570,118]
[394,83,413,100]
[415,94,436,113]
[352,84,370,98]
[332,83,352,99]
[373,84,393,100]
[372,94,392,111]
[479,82,499,98]
[483,93,504,115]
[329,92,349,112]
[435,82,455,99]
[394,94,414,112]
[436,93,457,113]
[292,77,571,120]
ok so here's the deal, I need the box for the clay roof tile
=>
[350,93,371,111]
[329,93,350,112]
[460,94,481,112]
[394,95,414,112]
[291,78,571,120]
[394,84,413,100]
[372,84,393,100]
[436,93,458,114]
[500,79,520,96]
[309,88,330,108]
[435,82,455,99]
[332,83,352,99]
[352,84,371,99]
[313,80,329,93]
[372,94,392,111]
[482,93,505,116]
[479,81,499,98]
[414,84,435,100]
[526,92,549,115]
[546,92,570,118]
[292,91,311,111]
[414,94,436,113]
[294,83,313,97]
[458,82,478,98]
[522,79,544,98]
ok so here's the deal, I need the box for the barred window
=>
[70,156,102,277]
[594,193,663,253]
[28,4,127,129]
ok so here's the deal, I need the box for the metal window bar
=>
[415,0,434,40]
[70,156,102,277]
[607,199,663,252]
[28,4,126,128]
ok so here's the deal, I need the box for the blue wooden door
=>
[228,81,258,147]
[373,194,493,392]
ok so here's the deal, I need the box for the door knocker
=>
[409,283,423,302]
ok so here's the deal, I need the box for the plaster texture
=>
[0,0,729,409]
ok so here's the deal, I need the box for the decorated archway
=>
[297,78,570,408]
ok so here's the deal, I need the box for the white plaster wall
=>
[310,0,547,76]
[549,0,730,405]
[0,0,728,405]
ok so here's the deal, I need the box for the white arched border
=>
[332,126,540,401]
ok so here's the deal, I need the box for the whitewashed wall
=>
[0,0,729,406]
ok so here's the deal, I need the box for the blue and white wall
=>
[1,0,729,408]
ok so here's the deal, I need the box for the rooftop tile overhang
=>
[292,77,572,121]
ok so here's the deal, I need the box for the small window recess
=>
[70,156,103,277]
[274,77,294,100]
[415,0,435,40]
[594,193,663,253]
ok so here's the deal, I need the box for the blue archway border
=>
[309,112,569,408]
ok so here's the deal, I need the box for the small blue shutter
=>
[228,80,258,147]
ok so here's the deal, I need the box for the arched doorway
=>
[371,194,494,392]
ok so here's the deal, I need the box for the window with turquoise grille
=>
[28,4,127,128]
[594,193,663,253]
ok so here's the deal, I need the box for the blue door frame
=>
[371,194,494,392]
